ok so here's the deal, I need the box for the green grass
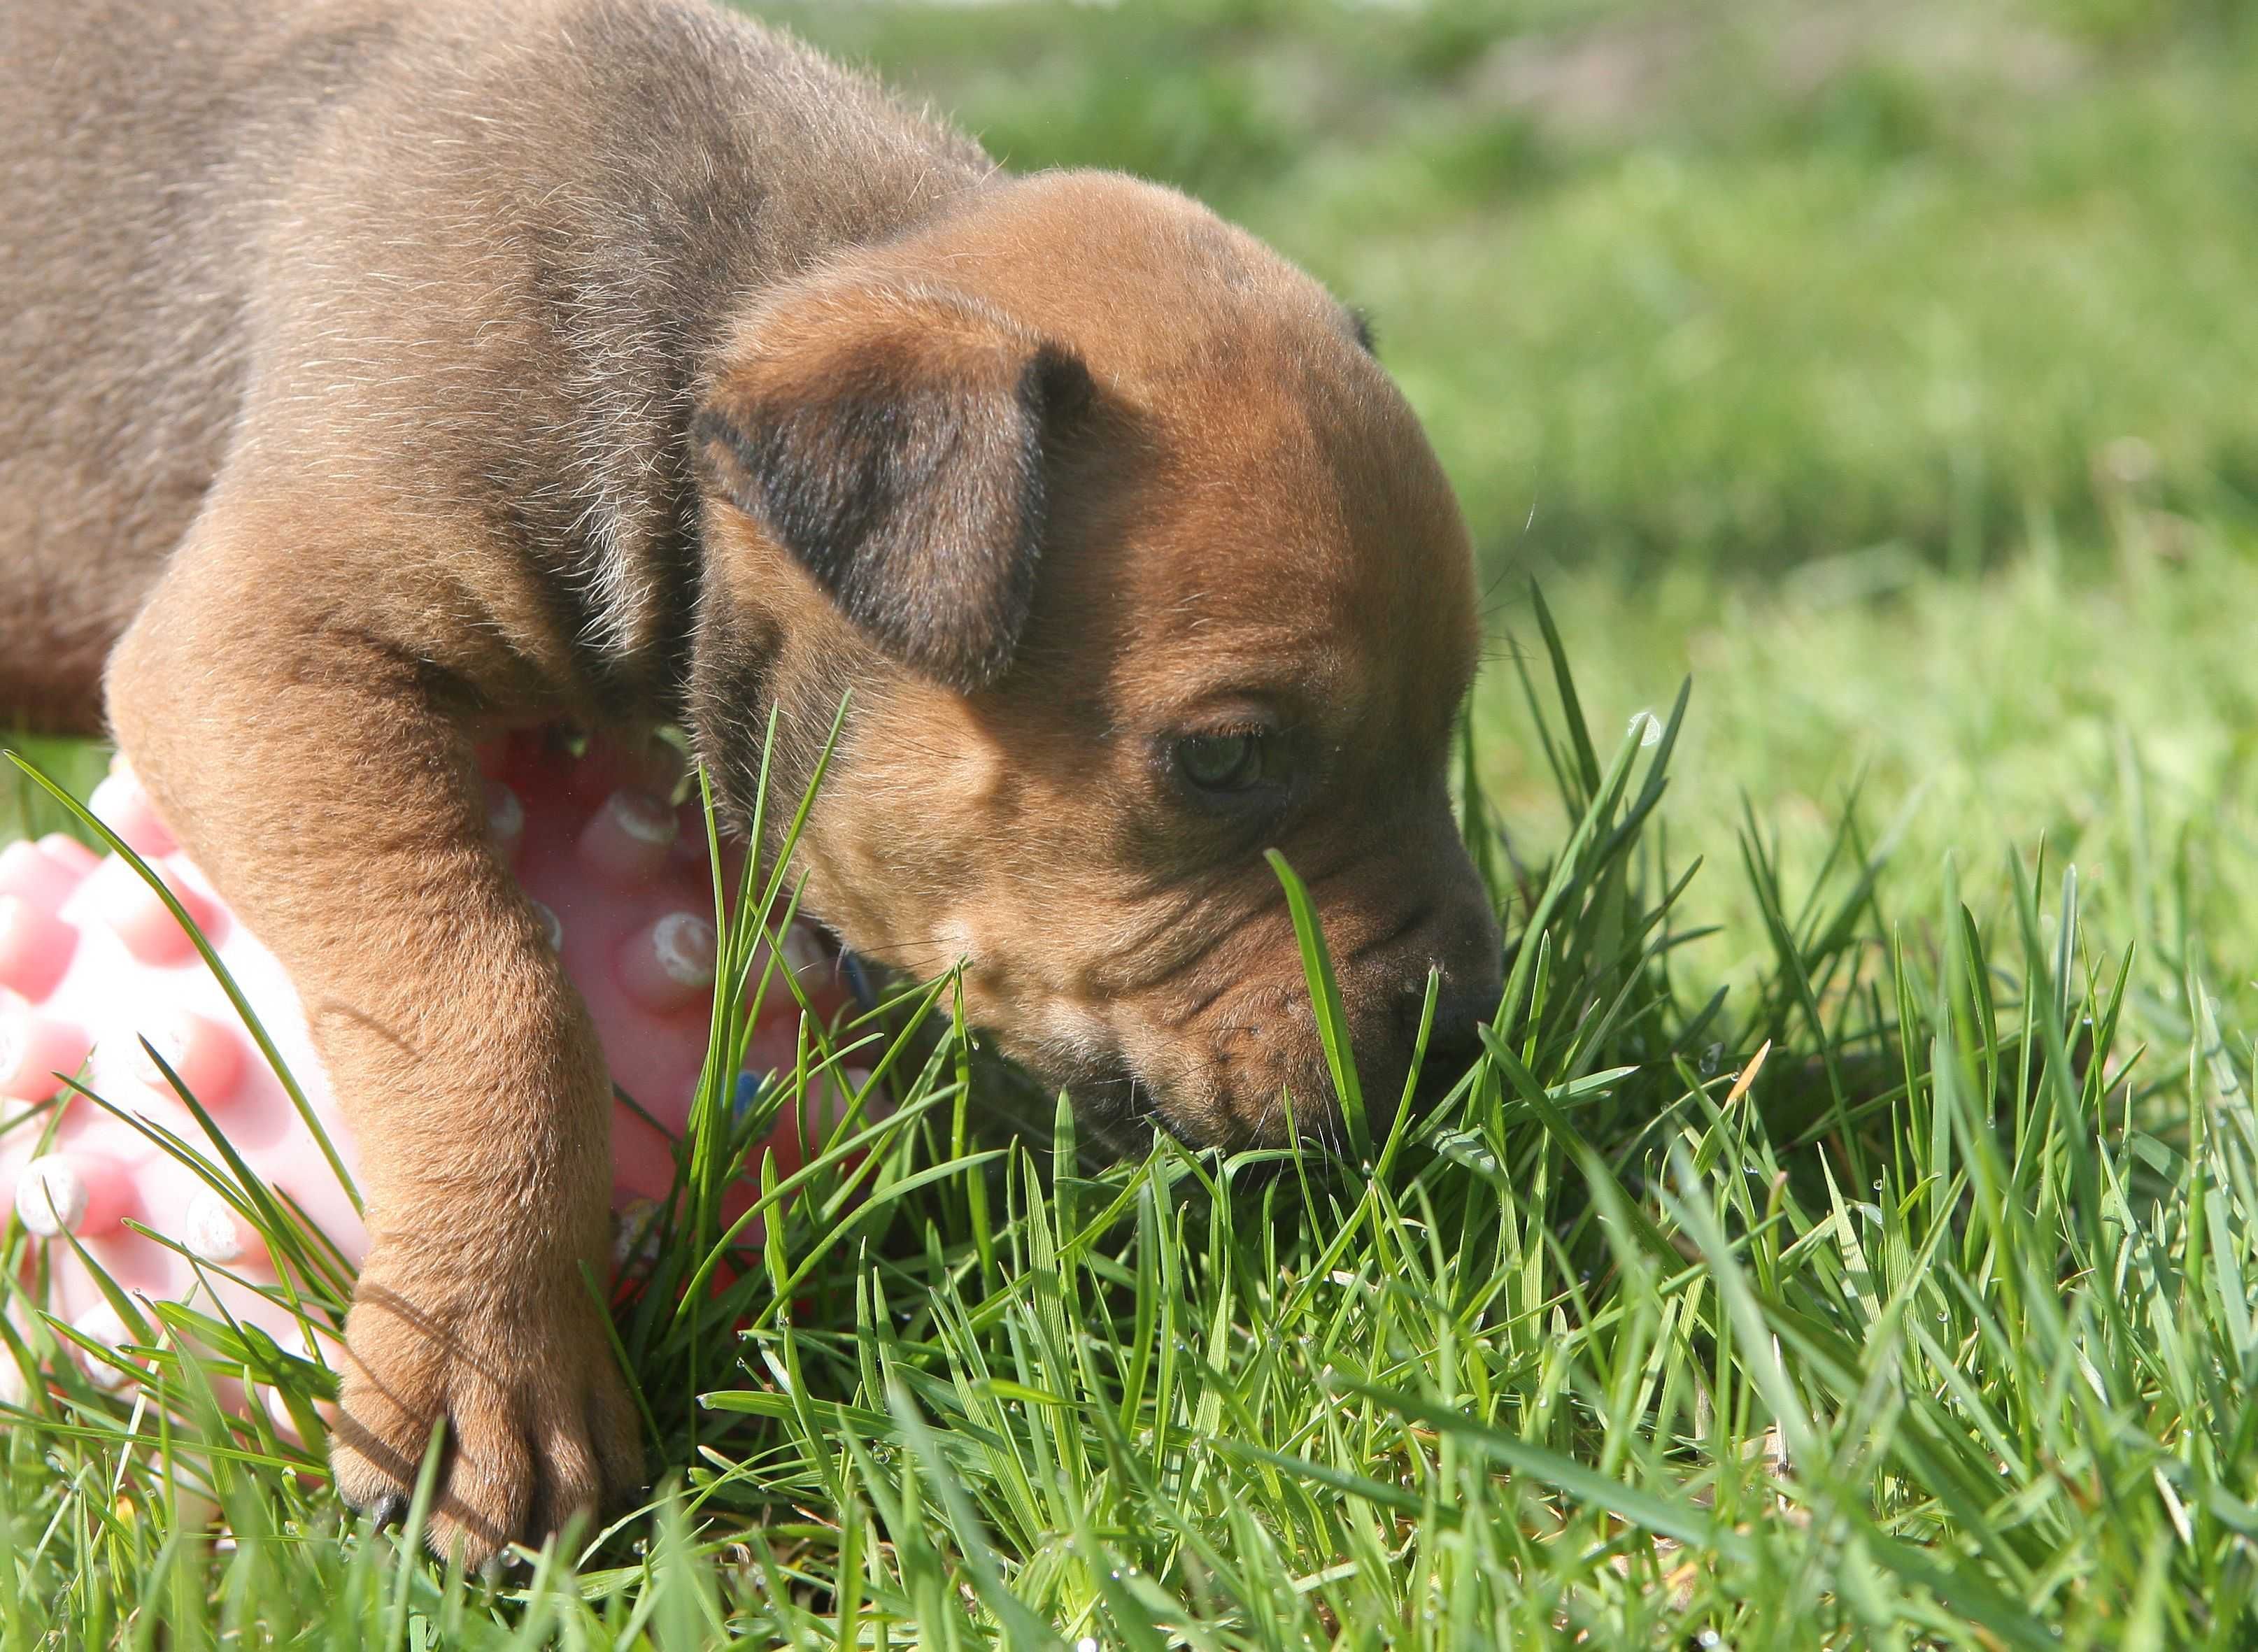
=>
[7,605,2257,1644]
[772,0,2258,576]
[1473,513,2258,1039]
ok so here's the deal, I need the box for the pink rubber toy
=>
[0,732,874,1400]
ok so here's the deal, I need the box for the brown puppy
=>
[1,0,1503,1562]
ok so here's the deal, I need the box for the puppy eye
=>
[1174,731,1267,795]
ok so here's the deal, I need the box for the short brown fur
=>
[1,0,1502,1563]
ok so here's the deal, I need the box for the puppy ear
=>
[694,292,1094,691]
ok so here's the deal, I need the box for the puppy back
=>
[0,0,993,702]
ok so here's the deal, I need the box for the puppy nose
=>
[1397,969,1504,1083]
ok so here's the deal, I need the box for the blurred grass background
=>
[772,0,2258,1022]
[779,0,2258,574]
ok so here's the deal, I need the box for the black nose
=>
[1400,973,1504,1080]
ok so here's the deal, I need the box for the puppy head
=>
[690,172,1503,1150]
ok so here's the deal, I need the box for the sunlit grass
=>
[772,0,2258,576]
[5,599,2254,1644]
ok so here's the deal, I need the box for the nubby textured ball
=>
[0,733,873,1398]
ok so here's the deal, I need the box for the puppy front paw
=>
[329,1255,644,1567]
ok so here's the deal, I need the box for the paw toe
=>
[330,1404,429,1518]
[527,1420,602,1546]
[429,1406,532,1568]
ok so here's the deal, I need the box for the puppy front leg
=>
[106,548,643,1566]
